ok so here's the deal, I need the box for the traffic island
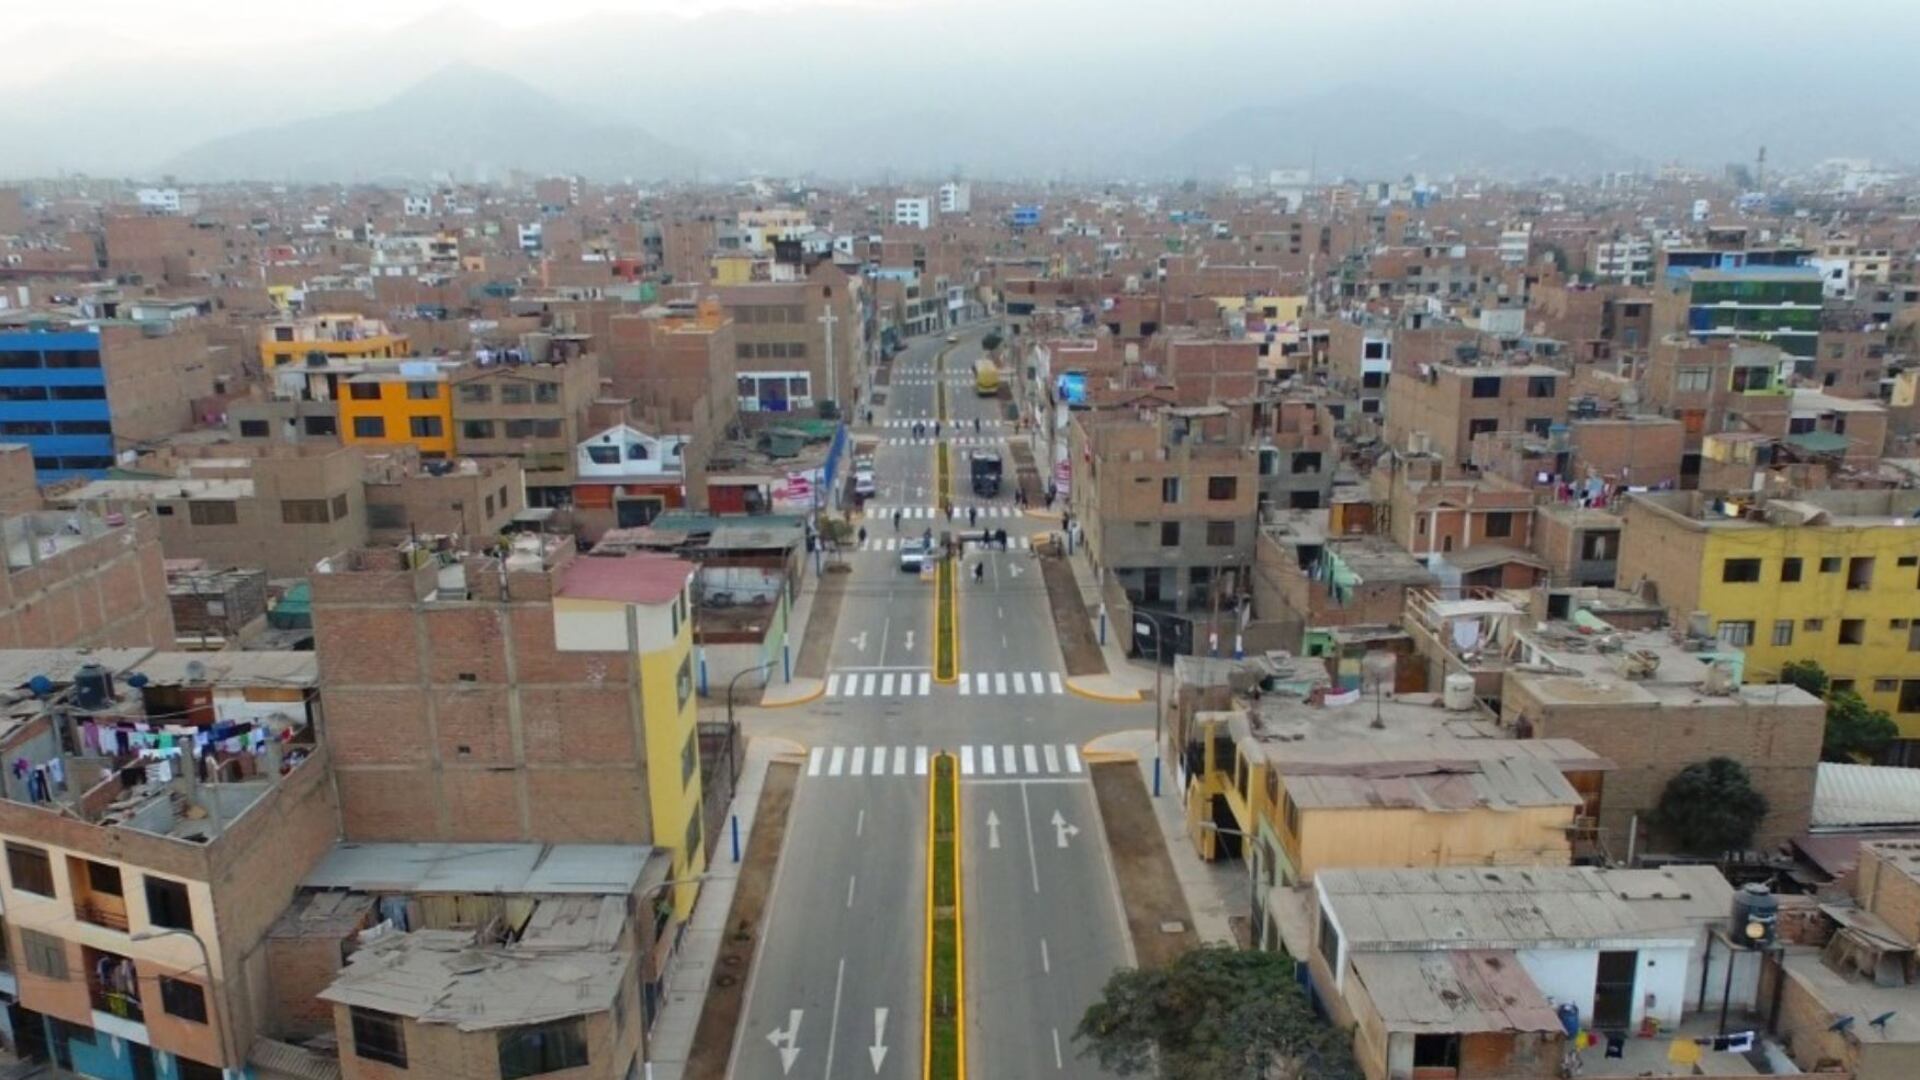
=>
[934,555,958,682]
[925,751,965,1080]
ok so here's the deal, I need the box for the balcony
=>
[76,898,129,932]
[84,948,143,1025]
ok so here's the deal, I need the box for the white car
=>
[854,469,877,498]
[899,539,933,572]
[945,333,960,343]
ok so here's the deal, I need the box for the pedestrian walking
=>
[973,561,985,584]
[935,421,942,438]
[923,527,933,548]
[968,506,977,527]
[973,417,981,432]
[893,510,901,532]
[857,526,867,545]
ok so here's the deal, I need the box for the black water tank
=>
[73,663,114,711]
[1732,882,1779,949]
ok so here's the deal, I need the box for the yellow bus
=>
[973,358,1000,396]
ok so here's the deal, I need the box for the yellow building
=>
[551,553,707,917]
[709,250,769,284]
[337,367,454,458]
[1620,490,1920,735]
[260,314,408,368]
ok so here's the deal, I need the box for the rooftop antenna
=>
[1362,650,1396,730]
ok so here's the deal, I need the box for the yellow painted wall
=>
[1699,526,1920,727]
[262,334,407,368]
[1288,802,1574,882]
[337,378,453,457]
[637,585,705,918]
[709,254,761,285]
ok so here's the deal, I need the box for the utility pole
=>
[819,304,840,411]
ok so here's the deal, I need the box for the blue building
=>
[1010,205,1042,228]
[0,328,113,481]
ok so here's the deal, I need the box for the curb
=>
[758,681,826,708]
[1065,678,1146,704]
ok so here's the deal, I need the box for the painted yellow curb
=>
[1080,749,1139,764]
[757,682,826,708]
[1065,678,1146,704]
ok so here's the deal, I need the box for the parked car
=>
[945,333,960,343]
[899,539,933,572]
[854,469,877,499]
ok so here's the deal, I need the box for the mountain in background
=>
[160,63,694,182]
[1156,91,1633,180]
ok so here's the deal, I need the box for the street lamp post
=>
[131,927,234,1071]
[725,661,776,794]
[1133,609,1174,798]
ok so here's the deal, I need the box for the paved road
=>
[731,325,1146,1078]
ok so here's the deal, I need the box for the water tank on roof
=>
[1732,882,1778,949]
[1443,673,1476,712]
[73,663,114,710]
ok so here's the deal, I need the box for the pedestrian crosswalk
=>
[824,669,1066,697]
[867,505,1021,519]
[882,418,1006,429]
[858,536,1030,551]
[880,436,1004,447]
[805,742,1085,779]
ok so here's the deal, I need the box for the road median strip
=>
[934,555,959,682]
[924,751,965,1080]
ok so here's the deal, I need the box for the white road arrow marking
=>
[903,630,916,652]
[766,1009,803,1075]
[869,1007,890,1073]
[986,810,1002,849]
[1051,810,1080,849]
[1008,562,1024,578]
[849,631,869,653]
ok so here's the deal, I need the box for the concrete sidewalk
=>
[1085,729,1240,948]
[645,736,803,1080]
[1063,545,1161,697]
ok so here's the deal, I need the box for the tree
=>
[1651,757,1769,856]
[1780,659,1896,761]
[1823,689,1898,763]
[981,331,1004,352]
[1076,945,1358,1080]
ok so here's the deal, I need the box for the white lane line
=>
[826,674,840,697]
[1044,745,1061,773]
[982,745,997,775]
[829,747,846,777]
[1020,781,1042,893]
[1029,672,1045,694]
[1041,938,1051,974]
[1052,1028,1063,1069]
[995,672,1008,695]
[1066,745,1083,773]
[850,746,867,777]
[919,672,931,695]
[880,672,895,697]
[915,746,929,776]
[847,875,857,908]
[961,745,976,775]
[959,673,971,695]
[824,957,847,1076]
[1050,672,1065,694]
[808,747,825,776]
[893,746,908,776]
[1012,672,1028,694]
[1024,745,1040,774]
[857,808,865,837]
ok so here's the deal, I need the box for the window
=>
[1485,512,1513,539]
[238,419,269,438]
[281,499,332,525]
[405,382,438,400]
[1875,678,1901,694]
[0,385,47,400]
[500,384,532,405]
[1722,558,1762,583]
[347,382,381,400]
[534,384,559,405]
[332,493,350,520]
[1471,376,1502,398]
[352,417,386,439]
[683,813,704,866]
[1716,620,1754,647]
[1821,557,1843,574]
[351,1008,408,1068]
[1781,557,1803,582]
[458,383,492,404]
[1841,619,1867,645]
[505,419,537,439]
[1676,367,1712,392]
[1849,557,1876,591]
[0,421,51,436]
[677,654,693,712]
[1805,618,1825,632]
[1206,476,1237,501]
[1206,521,1235,547]
[51,385,105,400]
[735,344,752,360]
[1413,1034,1461,1070]
[1159,522,1181,547]
[159,977,207,1023]
[1527,375,1556,398]
[188,501,237,526]
[1731,365,1773,393]
[681,727,697,787]
[20,928,66,979]
[1773,620,1795,647]
[1160,477,1181,504]
[176,1060,223,1080]
[409,416,444,439]
[1316,904,1340,973]
[305,416,337,437]
[85,861,123,896]
[142,868,192,930]
[534,420,562,438]
[7,843,54,896]
[462,420,496,440]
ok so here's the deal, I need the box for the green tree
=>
[1651,757,1769,855]
[1823,689,1898,762]
[1777,660,1895,762]
[1076,945,1357,1080]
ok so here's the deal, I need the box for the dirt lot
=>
[793,569,848,679]
[683,760,798,1080]
[1039,552,1105,675]
[1009,441,1043,505]
[1091,761,1197,970]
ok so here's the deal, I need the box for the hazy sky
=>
[8,1,1920,180]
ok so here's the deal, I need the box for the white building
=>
[403,194,433,217]
[938,182,971,214]
[1497,225,1532,265]
[576,424,688,481]
[893,197,931,229]
[1593,236,1653,284]
[136,187,181,214]
[517,222,543,253]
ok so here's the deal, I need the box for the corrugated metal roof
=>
[1813,762,1920,828]
[304,842,662,896]
[1349,951,1563,1034]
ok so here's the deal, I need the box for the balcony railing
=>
[76,900,129,932]
[89,982,143,1023]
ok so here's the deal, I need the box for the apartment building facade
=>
[449,347,601,508]
[1382,361,1568,466]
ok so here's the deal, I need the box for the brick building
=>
[1383,360,1569,467]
